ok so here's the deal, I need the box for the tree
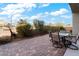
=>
[33,19,44,30]
[33,19,45,34]
[17,19,27,25]
[6,23,16,40]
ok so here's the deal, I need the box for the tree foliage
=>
[33,19,46,34]
[16,19,32,37]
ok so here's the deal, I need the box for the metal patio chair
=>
[49,31,63,48]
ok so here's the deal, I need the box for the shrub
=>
[44,26,65,32]
[16,19,33,37]
[59,26,65,30]
[16,24,33,37]
[44,25,52,33]
[52,26,65,32]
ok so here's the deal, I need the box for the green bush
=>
[44,26,52,33]
[16,24,33,37]
[44,26,65,32]
[52,26,65,32]
[59,26,65,30]
[16,19,33,37]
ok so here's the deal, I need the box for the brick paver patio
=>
[0,34,66,56]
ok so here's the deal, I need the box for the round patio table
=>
[59,32,78,50]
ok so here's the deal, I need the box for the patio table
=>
[59,32,78,50]
[59,32,70,46]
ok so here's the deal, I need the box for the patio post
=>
[72,13,79,35]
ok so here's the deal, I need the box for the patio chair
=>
[49,31,53,42]
[49,31,63,48]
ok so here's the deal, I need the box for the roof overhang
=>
[69,3,79,13]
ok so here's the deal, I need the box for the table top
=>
[59,32,70,36]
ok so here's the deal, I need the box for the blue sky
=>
[0,3,72,25]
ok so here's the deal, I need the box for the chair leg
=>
[52,41,63,48]
[68,44,78,50]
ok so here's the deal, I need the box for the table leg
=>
[61,37,67,47]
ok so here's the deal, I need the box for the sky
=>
[0,3,72,25]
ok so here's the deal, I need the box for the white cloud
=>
[20,16,30,19]
[30,12,50,20]
[30,15,38,19]
[2,3,36,11]
[0,3,37,24]
[0,3,36,15]
[39,3,50,8]
[50,8,68,16]
[30,13,42,20]
[44,12,49,15]
[42,3,50,7]
[12,14,22,19]
[0,11,8,15]
[60,15,72,19]
[0,8,25,15]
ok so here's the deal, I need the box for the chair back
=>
[52,32,60,42]
[49,31,53,38]
[76,33,79,39]
[76,33,79,40]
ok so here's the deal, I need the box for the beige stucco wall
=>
[72,13,79,35]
